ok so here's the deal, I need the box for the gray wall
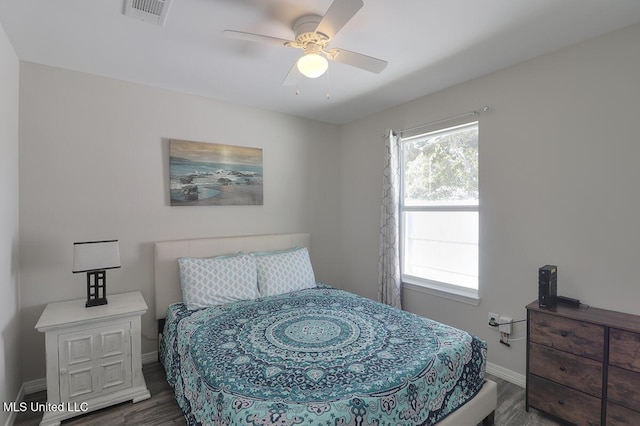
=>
[338,22,640,378]
[0,19,21,424]
[18,62,340,382]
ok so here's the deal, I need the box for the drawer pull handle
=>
[560,331,568,337]
[558,400,564,406]
[559,366,566,372]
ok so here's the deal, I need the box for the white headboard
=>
[153,233,311,319]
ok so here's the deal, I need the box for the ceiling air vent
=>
[124,0,172,26]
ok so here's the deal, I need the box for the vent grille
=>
[124,0,172,26]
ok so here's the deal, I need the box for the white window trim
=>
[399,121,479,304]
[403,277,480,306]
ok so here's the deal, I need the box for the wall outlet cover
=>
[488,312,499,328]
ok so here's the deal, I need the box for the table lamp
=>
[72,240,121,307]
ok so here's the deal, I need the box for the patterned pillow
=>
[255,247,316,297]
[178,253,259,310]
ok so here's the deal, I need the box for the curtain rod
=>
[394,106,490,136]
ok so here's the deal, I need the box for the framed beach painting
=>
[169,139,263,206]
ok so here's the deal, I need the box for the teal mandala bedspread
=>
[161,287,487,426]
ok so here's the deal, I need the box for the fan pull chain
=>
[325,68,330,100]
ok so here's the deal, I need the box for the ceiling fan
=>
[223,0,387,85]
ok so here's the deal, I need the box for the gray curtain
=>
[378,130,402,309]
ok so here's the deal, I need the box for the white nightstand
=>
[35,291,151,426]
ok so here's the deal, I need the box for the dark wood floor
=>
[15,365,563,425]
[488,375,565,426]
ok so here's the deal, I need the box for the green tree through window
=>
[403,125,478,205]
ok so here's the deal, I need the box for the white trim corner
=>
[3,383,25,426]
[486,361,526,388]
[142,351,158,365]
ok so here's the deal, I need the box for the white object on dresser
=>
[35,291,151,426]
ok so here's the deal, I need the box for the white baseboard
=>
[142,351,158,365]
[3,383,24,426]
[23,377,46,394]
[486,361,526,388]
[4,411,16,426]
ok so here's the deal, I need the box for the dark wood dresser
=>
[526,300,640,426]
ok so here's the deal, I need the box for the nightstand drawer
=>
[607,365,640,412]
[529,342,602,397]
[529,310,604,361]
[528,375,601,426]
[607,402,640,426]
[609,328,640,373]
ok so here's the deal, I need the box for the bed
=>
[154,233,497,426]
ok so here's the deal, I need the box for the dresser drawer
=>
[528,375,601,426]
[607,365,640,411]
[529,310,604,361]
[607,402,640,426]
[609,328,640,373]
[529,342,602,397]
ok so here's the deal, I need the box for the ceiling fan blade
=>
[327,48,387,73]
[314,0,363,39]
[223,30,293,47]
[282,61,301,86]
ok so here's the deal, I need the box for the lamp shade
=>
[297,52,328,79]
[73,240,121,273]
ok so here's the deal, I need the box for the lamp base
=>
[85,270,108,308]
[86,297,108,308]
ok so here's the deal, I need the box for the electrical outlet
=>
[498,316,513,335]
[488,312,499,328]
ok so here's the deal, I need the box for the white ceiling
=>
[2,0,640,125]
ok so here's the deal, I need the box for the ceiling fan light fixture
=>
[297,52,328,78]
[224,0,387,85]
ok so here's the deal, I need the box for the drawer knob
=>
[559,366,566,372]
[558,400,564,405]
[560,331,568,337]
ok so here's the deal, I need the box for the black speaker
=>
[538,265,557,308]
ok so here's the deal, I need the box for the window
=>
[400,121,479,302]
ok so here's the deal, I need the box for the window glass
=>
[401,121,479,297]
[403,211,478,289]
[403,123,478,206]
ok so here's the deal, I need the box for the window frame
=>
[399,121,480,305]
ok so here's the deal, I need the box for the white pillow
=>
[178,253,259,310]
[255,247,316,297]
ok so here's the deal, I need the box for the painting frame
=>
[169,139,263,206]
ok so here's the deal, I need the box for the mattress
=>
[161,286,487,426]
